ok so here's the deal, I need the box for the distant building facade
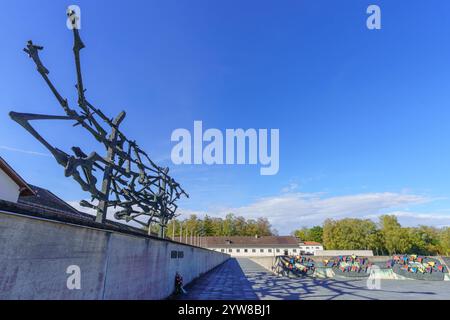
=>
[298,241,324,255]
[202,236,302,257]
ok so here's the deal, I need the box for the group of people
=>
[324,255,372,274]
[387,254,447,274]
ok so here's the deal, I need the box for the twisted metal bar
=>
[10,10,188,235]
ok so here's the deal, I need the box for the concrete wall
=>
[0,169,20,203]
[314,250,374,256]
[249,256,277,271]
[0,211,228,300]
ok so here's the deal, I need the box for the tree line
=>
[293,215,450,256]
[149,213,450,256]
[154,213,276,238]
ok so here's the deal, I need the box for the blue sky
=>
[2,1,450,234]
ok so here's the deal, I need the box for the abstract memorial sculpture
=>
[10,10,188,236]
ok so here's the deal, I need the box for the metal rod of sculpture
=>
[9,10,188,236]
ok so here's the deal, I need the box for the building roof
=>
[0,197,163,240]
[19,184,82,217]
[1,185,158,238]
[301,241,323,246]
[0,157,162,239]
[0,156,35,196]
[202,236,299,248]
[17,185,154,235]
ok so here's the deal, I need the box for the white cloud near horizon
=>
[177,192,450,234]
[68,191,450,235]
[67,201,148,229]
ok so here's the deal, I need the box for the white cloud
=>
[68,200,147,229]
[366,211,450,228]
[69,191,450,235]
[281,182,299,193]
[178,192,448,234]
[0,145,51,157]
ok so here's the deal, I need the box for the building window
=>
[229,249,232,253]
[260,249,264,253]
[244,249,248,253]
[268,249,272,253]
[236,249,240,253]
[221,249,225,252]
[316,247,320,249]
[306,247,310,250]
[293,249,297,253]
[276,249,280,253]
[252,249,256,253]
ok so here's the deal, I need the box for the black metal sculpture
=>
[10,10,188,236]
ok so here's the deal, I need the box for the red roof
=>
[302,241,322,245]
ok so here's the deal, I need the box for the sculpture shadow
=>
[245,271,438,300]
[179,258,441,300]
[180,258,259,300]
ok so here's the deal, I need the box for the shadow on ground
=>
[181,258,259,300]
[180,258,448,300]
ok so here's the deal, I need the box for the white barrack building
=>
[200,236,323,257]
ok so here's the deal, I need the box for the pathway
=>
[180,258,450,300]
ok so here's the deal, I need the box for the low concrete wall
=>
[251,255,389,268]
[249,256,277,272]
[0,211,229,300]
[314,250,374,256]
[260,255,449,281]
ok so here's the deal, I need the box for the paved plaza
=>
[181,258,450,300]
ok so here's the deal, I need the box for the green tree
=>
[379,215,430,254]
[222,213,235,236]
[211,217,224,235]
[234,216,247,236]
[293,227,309,241]
[380,215,403,254]
[245,219,259,236]
[323,218,380,250]
[438,227,450,255]
[255,217,274,236]
[149,213,450,255]
[308,226,323,243]
[407,226,441,255]
[293,226,323,243]
[367,229,385,255]
[202,215,215,236]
